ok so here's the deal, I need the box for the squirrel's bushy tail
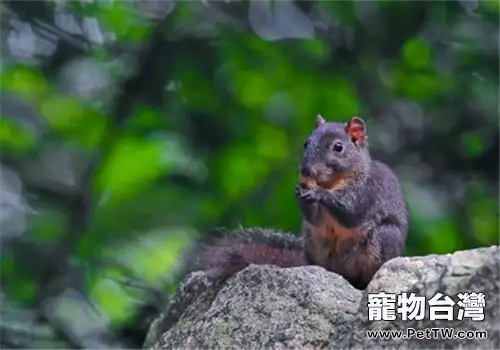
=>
[181,227,307,279]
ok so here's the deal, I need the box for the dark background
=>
[1,0,498,348]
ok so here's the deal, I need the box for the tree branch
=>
[34,18,175,347]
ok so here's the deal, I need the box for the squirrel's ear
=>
[316,114,326,127]
[345,116,367,146]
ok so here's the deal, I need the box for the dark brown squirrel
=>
[183,115,409,290]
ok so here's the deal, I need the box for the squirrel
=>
[183,115,409,290]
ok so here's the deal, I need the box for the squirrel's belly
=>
[303,206,363,274]
[304,212,387,289]
[316,206,361,247]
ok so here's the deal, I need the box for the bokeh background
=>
[1,0,498,348]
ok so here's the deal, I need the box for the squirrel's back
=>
[367,160,409,236]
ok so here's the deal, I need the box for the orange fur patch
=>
[316,205,360,245]
[300,174,347,190]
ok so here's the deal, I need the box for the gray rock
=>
[145,246,500,349]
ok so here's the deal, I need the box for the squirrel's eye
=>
[333,141,344,153]
[304,140,310,149]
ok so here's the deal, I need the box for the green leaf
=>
[468,191,498,245]
[0,117,36,153]
[90,278,135,326]
[39,95,107,148]
[219,145,269,199]
[96,136,184,201]
[1,253,37,304]
[319,0,357,25]
[99,1,150,42]
[402,37,432,70]
[289,75,316,122]
[111,228,196,284]
[299,39,329,60]
[460,132,484,158]
[256,125,289,161]
[40,95,85,129]
[395,69,453,101]
[89,228,195,325]
[321,77,360,118]
[425,219,462,254]
[28,208,66,243]
[233,70,274,108]
[1,66,50,103]
[478,0,499,15]
[178,62,219,111]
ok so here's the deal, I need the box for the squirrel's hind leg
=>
[353,225,406,289]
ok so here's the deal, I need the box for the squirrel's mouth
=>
[300,173,346,191]
[318,173,346,190]
[300,162,347,190]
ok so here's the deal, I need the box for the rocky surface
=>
[144,245,499,349]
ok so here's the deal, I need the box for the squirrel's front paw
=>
[295,184,319,204]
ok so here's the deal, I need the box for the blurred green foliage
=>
[0,0,498,348]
